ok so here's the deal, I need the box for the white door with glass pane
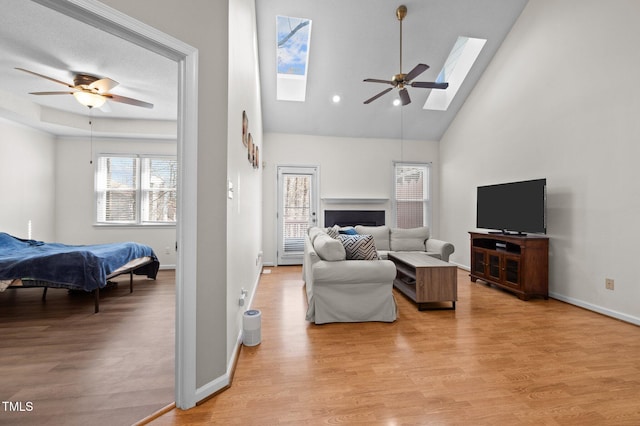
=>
[277,166,318,265]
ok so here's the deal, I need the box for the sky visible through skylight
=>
[424,36,486,111]
[277,16,311,76]
[276,15,312,102]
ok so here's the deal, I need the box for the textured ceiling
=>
[256,0,528,141]
[0,0,177,136]
[0,0,527,141]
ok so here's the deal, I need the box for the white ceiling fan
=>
[15,67,153,109]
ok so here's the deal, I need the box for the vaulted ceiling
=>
[256,0,528,140]
[0,0,527,141]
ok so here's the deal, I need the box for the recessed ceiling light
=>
[332,95,341,103]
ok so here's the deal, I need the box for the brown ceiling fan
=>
[15,67,153,109]
[363,5,448,106]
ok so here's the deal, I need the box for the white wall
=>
[0,119,56,241]
[440,0,640,324]
[227,0,263,359]
[55,136,177,267]
[263,133,440,265]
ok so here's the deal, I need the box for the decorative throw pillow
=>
[313,233,347,261]
[326,224,340,239]
[338,227,358,235]
[338,234,379,260]
[308,226,326,244]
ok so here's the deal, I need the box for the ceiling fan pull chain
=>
[89,107,93,165]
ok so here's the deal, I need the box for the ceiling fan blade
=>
[411,81,449,90]
[29,91,75,95]
[399,88,411,106]
[404,63,429,82]
[90,78,119,94]
[364,78,394,85]
[98,101,112,112]
[364,87,393,104]
[15,67,74,88]
[105,93,154,109]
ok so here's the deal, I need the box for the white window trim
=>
[392,161,432,229]
[94,153,177,227]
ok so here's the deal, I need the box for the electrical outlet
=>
[605,278,614,290]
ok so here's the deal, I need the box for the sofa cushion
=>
[326,225,340,239]
[313,233,346,261]
[308,226,327,244]
[390,227,430,251]
[355,225,390,251]
[338,234,379,260]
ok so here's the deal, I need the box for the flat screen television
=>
[476,178,547,235]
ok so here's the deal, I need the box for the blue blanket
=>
[0,232,158,292]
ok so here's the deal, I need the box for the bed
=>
[0,232,160,313]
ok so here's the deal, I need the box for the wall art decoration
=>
[253,146,260,169]
[247,133,254,164]
[242,110,248,147]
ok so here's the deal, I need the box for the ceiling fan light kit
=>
[15,67,153,110]
[363,5,449,106]
[73,91,106,108]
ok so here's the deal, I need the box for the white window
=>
[393,162,431,228]
[96,154,177,225]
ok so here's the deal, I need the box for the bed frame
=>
[7,257,158,313]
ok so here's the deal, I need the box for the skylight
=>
[276,15,312,102]
[423,36,486,111]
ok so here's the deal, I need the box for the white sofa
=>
[352,225,454,262]
[303,225,455,324]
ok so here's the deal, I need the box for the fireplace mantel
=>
[322,197,388,204]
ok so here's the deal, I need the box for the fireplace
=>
[324,210,385,227]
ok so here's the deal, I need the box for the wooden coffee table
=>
[388,252,457,310]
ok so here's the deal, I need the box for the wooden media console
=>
[469,232,549,300]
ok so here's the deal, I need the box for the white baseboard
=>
[195,263,263,404]
[450,261,470,271]
[194,373,229,404]
[549,292,640,326]
[456,262,639,326]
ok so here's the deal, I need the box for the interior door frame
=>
[35,0,200,409]
[276,165,319,265]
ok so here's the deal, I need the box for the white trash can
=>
[242,309,261,346]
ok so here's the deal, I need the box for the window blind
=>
[394,163,430,228]
[96,154,176,225]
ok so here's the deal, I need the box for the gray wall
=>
[100,0,230,392]
[101,0,264,397]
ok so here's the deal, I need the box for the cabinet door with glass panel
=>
[471,247,489,279]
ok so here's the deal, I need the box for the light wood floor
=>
[0,270,175,426]
[153,266,640,426]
